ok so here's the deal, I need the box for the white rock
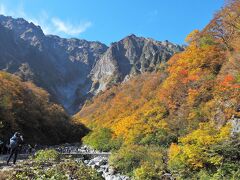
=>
[88,160,95,166]
[83,160,89,164]
[108,167,115,175]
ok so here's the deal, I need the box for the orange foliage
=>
[0,71,86,144]
[75,0,240,149]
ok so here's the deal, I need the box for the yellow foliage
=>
[168,143,180,159]
[75,5,240,176]
[168,123,231,171]
[185,29,200,43]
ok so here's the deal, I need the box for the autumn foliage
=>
[75,1,240,179]
[0,72,88,144]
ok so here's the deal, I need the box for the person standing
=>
[0,140,3,154]
[7,132,24,165]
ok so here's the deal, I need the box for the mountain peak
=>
[0,15,182,114]
[126,33,137,38]
[90,34,184,95]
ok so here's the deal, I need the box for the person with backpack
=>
[7,132,24,165]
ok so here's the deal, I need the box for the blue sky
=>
[0,0,224,45]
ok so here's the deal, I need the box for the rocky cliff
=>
[0,15,107,114]
[90,34,184,94]
[0,15,183,114]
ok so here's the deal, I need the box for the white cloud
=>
[0,3,92,37]
[52,18,92,35]
[0,4,7,15]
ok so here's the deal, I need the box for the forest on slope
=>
[0,71,88,145]
[75,0,240,179]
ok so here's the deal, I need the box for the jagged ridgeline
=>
[0,71,88,144]
[0,15,183,114]
[0,16,108,114]
[75,0,240,179]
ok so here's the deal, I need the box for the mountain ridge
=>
[0,15,183,114]
[76,1,240,178]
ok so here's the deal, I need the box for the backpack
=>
[10,136,18,149]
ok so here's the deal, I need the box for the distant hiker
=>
[28,144,35,154]
[0,140,3,154]
[7,132,24,165]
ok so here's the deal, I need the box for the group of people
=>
[0,132,36,165]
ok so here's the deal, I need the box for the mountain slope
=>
[0,15,108,114]
[0,15,183,113]
[75,0,240,178]
[0,71,88,145]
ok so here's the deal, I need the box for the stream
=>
[0,144,130,180]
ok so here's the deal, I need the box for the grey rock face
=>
[0,15,183,114]
[90,34,184,94]
[0,15,107,114]
[230,115,240,134]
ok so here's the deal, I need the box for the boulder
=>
[108,167,115,175]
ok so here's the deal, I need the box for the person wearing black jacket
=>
[0,140,3,154]
[7,132,24,165]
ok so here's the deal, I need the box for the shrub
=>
[133,162,163,180]
[167,123,237,179]
[109,145,147,175]
[58,161,103,180]
[7,160,103,180]
[110,145,166,177]
[83,127,114,151]
[133,146,166,179]
[139,128,177,147]
[109,136,123,151]
[34,149,60,163]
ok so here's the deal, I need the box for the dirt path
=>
[0,154,29,170]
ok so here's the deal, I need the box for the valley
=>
[0,0,240,179]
